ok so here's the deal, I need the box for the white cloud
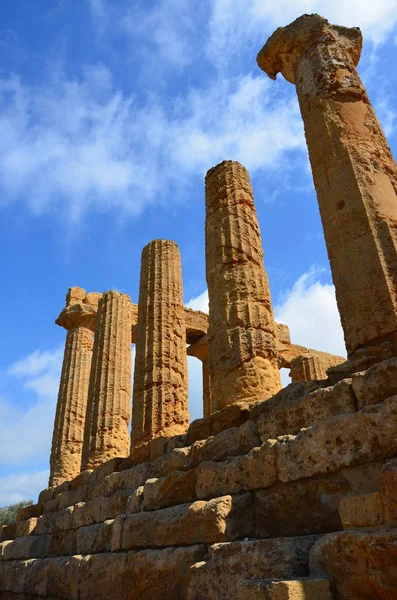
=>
[275,268,346,358]
[0,68,304,220]
[0,470,49,506]
[208,0,397,69]
[186,289,209,313]
[1,347,62,465]
[8,347,63,378]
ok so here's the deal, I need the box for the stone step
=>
[237,577,333,599]
[0,545,207,600]
[187,535,322,600]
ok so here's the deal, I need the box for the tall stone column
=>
[81,291,132,470]
[205,161,281,411]
[257,15,397,360]
[49,289,96,487]
[132,239,189,449]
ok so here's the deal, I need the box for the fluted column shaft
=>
[81,291,132,470]
[258,15,397,359]
[132,239,189,449]
[49,293,96,487]
[205,161,281,411]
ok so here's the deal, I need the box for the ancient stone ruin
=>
[1,14,397,600]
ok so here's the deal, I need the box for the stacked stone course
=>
[3,13,397,600]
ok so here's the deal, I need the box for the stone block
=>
[77,545,207,600]
[15,518,38,538]
[339,492,385,529]
[142,470,197,511]
[88,458,126,483]
[117,494,253,551]
[186,418,212,445]
[70,470,92,491]
[310,528,397,599]
[209,401,251,436]
[352,357,397,409]
[254,473,350,537]
[48,529,77,557]
[186,535,320,600]
[0,541,12,560]
[76,521,113,554]
[166,434,187,453]
[149,436,169,460]
[16,503,43,521]
[38,487,55,504]
[105,462,153,496]
[277,397,397,482]
[237,577,333,599]
[152,446,194,477]
[196,441,277,499]
[46,555,80,600]
[3,536,49,561]
[73,500,101,529]
[192,420,260,465]
[258,379,356,442]
[249,381,322,421]
[97,489,133,522]
[126,486,144,513]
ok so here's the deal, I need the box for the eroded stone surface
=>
[258,14,397,358]
[310,529,397,599]
[290,351,345,383]
[117,494,253,550]
[205,161,281,410]
[187,535,320,600]
[81,291,132,470]
[132,240,189,450]
[50,297,96,487]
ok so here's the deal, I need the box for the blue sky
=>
[1,0,397,505]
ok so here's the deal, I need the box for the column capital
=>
[257,14,362,84]
[56,304,97,332]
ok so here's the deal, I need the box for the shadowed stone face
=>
[258,14,397,359]
[205,160,281,410]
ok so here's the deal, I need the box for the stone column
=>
[132,239,189,449]
[205,161,281,411]
[49,288,96,487]
[187,335,212,418]
[81,291,132,470]
[290,351,345,383]
[257,15,397,361]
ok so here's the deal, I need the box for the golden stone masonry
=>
[2,14,397,600]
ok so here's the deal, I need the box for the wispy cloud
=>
[207,0,397,70]
[1,347,62,466]
[0,66,304,221]
[0,470,49,506]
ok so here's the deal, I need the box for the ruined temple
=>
[1,14,397,600]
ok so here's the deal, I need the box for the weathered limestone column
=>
[81,291,132,470]
[290,351,345,383]
[49,288,96,487]
[205,161,281,411]
[132,240,189,449]
[258,15,397,360]
[187,335,212,418]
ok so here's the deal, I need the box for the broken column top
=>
[256,13,362,84]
